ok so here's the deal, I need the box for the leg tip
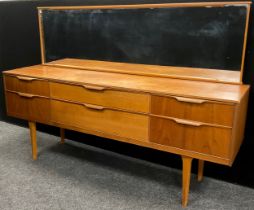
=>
[197,175,203,182]
[182,200,188,208]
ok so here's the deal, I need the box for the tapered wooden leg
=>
[182,156,193,207]
[197,160,204,182]
[28,121,37,160]
[60,128,65,144]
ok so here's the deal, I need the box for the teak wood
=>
[50,81,150,113]
[3,64,249,103]
[28,122,37,160]
[38,1,251,84]
[151,95,235,127]
[3,60,249,207]
[198,160,205,182]
[60,128,65,144]
[182,156,193,207]
[37,1,251,10]
[51,99,149,141]
[46,58,242,84]
[3,1,251,207]
[150,116,232,158]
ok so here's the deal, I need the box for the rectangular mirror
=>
[38,2,251,84]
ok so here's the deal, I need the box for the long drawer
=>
[50,99,149,141]
[5,91,50,123]
[4,75,49,97]
[151,95,235,127]
[150,116,231,158]
[50,82,150,113]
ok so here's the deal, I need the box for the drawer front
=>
[150,116,231,158]
[51,100,149,141]
[151,95,234,126]
[5,91,50,122]
[4,75,49,97]
[50,82,150,113]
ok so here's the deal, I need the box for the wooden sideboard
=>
[3,58,249,207]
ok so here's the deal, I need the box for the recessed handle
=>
[16,76,36,81]
[17,92,35,98]
[174,96,206,104]
[82,84,105,91]
[173,118,202,127]
[83,103,104,110]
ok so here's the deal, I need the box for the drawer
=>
[150,116,231,158]
[5,91,50,123]
[151,95,234,126]
[50,82,150,113]
[50,100,149,141]
[4,75,49,97]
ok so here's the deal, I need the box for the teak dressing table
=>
[3,2,251,207]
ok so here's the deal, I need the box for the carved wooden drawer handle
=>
[174,96,206,104]
[174,118,202,127]
[17,92,35,98]
[82,84,105,91]
[16,76,36,81]
[83,103,104,110]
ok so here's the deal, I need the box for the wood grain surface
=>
[50,82,150,113]
[3,64,249,103]
[151,95,235,127]
[5,91,50,123]
[4,75,49,96]
[50,99,149,142]
[47,58,242,84]
[150,116,231,158]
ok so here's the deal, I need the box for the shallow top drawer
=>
[151,95,235,127]
[4,75,49,97]
[50,82,150,113]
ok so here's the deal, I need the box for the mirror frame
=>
[37,1,251,84]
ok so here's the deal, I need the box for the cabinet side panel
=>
[230,88,249,165]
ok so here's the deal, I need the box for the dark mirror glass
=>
[41,5,247,71]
